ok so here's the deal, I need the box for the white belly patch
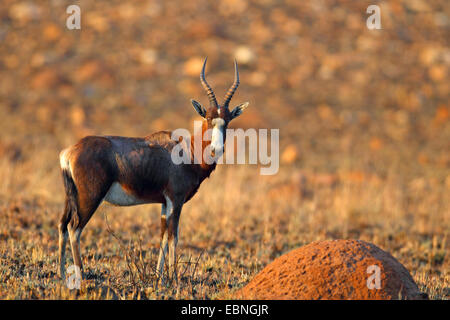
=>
[104,182,146,206]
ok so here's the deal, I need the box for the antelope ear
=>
[191,99,206,118]
[230,102,249,120]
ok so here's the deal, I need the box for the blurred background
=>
[0,0,448,299]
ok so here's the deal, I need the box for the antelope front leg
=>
[168,204,182,287]
[156,204,168,288]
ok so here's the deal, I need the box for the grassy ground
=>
[0,158,448,299]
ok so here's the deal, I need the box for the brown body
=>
[58,58,249,286]
[63,131,215,210]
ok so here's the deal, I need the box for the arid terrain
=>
[0,0,448,299]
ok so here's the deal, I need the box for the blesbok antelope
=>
[58,58,249,285]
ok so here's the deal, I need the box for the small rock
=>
[139,49,157,65]
[30,69,60,89]
[428,65,447,82]
[234,46,256,65]
[43,23,62,42]
[281,145,298,164]
[184,57,204,76]
[9,2,41,22]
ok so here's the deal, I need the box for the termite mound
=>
[235,240,427,300]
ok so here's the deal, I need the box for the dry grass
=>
[0,151,448,299]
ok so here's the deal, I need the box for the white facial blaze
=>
[211,118,225,155]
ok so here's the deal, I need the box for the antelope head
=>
[191,58,249,158]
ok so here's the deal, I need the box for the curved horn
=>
[223,59,240,108]
[200,57,218,108]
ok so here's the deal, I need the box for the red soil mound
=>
[235,240,427,300]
